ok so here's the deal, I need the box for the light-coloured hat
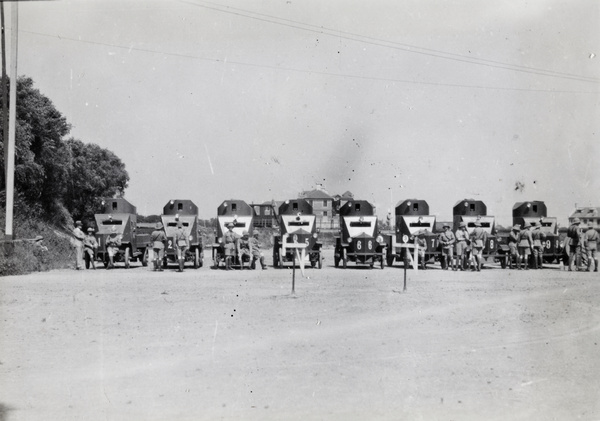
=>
[242,230,249,236]
[459,222,467,228]
[155,222,163,229]
[523,222,532,229]
[226,222,234,228]
[253,232,259,237]
[512,225,521,231]
[474,221,482,227]
[572,217,581,224]
[87,228,95,233]
[75,220,82,227]
[442,224,451,229]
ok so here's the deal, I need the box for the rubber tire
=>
[141,248,148,267]
[194,249,200,269]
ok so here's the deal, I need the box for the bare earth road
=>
[1,249,599,421]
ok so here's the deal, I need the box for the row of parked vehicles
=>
[87,197,565,270]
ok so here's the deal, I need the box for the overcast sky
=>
[10,0,600,225]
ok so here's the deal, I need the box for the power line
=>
[21,29,599,95]
[181,0,600,85]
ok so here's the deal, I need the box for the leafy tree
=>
[1,76,129,226]
[62,139,129,223]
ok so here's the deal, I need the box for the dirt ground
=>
[1,248,599,421]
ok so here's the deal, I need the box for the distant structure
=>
[569,207,600,229]
[250,200,279,228]
[298,186,355,230]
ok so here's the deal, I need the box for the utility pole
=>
[2,0,17,241]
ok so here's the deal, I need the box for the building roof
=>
[299,189,333,199]
[570,207,600,218]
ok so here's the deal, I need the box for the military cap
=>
[587,225,595,231]
[459,222,467,228]
[474,221,482,227]
[87,227,95,233]
[580,224,588,231]
[523,222,532,229]
[226,222,234,228]
[253,232,259,237]
[442,224,451,229]
[512,225,521,231]
[242,230,249,236]
[75,220,82,227]
[155,222,163,229]
[572,217,581,224]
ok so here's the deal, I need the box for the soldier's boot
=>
[594,259,598,272]
[451,257,457,271]
[538,256,543,269]
[476,257,481,272]
[158,260,163,271]
[525,256,530,270]
[261,257,267,270]
[533,257,538,270]
[517,256,522,270]
[462,256,467,271]
[108,256,114,269]
[178,259,184,272]
[225,256,231,270]
[508,255,513,269]
[420,260,426,270]
[440,256,446,270]
[153,259,158,271]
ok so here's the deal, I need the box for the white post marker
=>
[282,233,308,294]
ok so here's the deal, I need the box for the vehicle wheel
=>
[124,248,130,269]
[500,254,507,269]
[386,255,394,267]
[141,248,148,267]
[194,249,200,269]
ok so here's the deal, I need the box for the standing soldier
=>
[585,225,599,272]
[83,228,98,269]
[470,221,487,272]
[105,225,122,269]
[517,222,533,270]
[151,222,167,272]
[73,221,85,270]
[531,222,546,269]
[413,231,428,270]
[507,225,521,269]
[174,223,189,272]
[455,222,469,271]
[438,224,456,270]
[567,217,582,271]
[250,231,268,270]
[223,223,239,270]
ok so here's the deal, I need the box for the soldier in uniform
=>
[412,231,427,270]
[470,221,487,272]
[507,225,521,269]
[250,231,267,270]
[517,222,533,270]
[174,223,189,272]
[438,224,456,270]
[584,225,599,272]
[531,222,546,269]
[82,227,98,269]
[238,231,252,269]
[73,220,85,270]
[223,222,239,270]
[151,222,167,271]
[105,225,122,269]
[455,222,469,271]
[567,217,582,271]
